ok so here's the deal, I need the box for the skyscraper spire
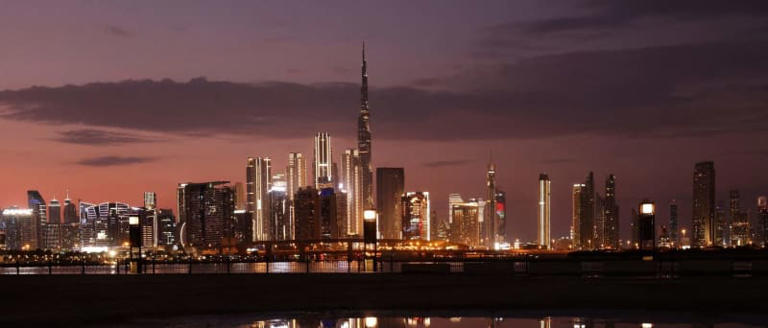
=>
[357,42,374,209]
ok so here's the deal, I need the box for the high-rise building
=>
[144,192,157,209]
[449,196,482,247]
[1,208,38,250]
[495,190,507,244]
[318,188,342,239]
[715,202,728,247]
[314,132,333,189]
[730,190,749,247]
[177,181,235,250]
[579,172,596,250]
[62,193,78,224]
[401,192,430,241]
[247,157,272,242]
[48,197,61,224]
[669,200,679,247]
[80,202,130,247]
[156,209,176,247]
[485,161,497,249]
[340,149,363,236]
[758,196,768,247]
[572,184,585,249]
[638,200,656,250]
[692,161,715,247]
[594,192,605,248]
[376,168,404,240]
[233,182,246,211]
[538,174,551,249]
[27,190,46,245]
[287,152,307,200]
[357,42,374,210]
[294,187,321,240]
[269,173,291,241]
[603,174,619,249]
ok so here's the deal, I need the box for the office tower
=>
[247,157,272,242]
[341,149,363,236]
[730,190,749,247]
[27,190,46,245]
[48,196,61,224]
[62,193,78,224]
[270,173,290,241]
[758,196,768,247]
[78,201,96,248]
[485,161,497,249]
[318,188,342,238]
[692,161,715,247]
[81,202,130,247]
[603,174,620,249]
[669,200,679,247]
[287,152,307,200]
[156,209,176,247]
[358,43,374,210]
[578,172,596,249]
[314,132,333,189]
[449,196,482,247]
[177,181,235,250]
[572,184,584,249]
[715,202,727,246]
[233,182,246,211]
[144,192,157,209]
[629,209,639,249]
[495,190,507,244]
[594,192,605,248]
[1,208,38,250]
[377,168,405,239]
[401,192,430,240]
[638,200,656,250]
[538,174,551,249]
[294,187,321,240]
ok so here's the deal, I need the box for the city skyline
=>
[1,1,768,243]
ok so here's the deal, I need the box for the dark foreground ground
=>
[1,273,767,326]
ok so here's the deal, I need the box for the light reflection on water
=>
[133,315,767,328]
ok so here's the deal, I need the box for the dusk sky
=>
[1,0,767,242]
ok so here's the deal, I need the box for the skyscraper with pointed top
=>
[358,42,374,210]
[485,158,497,249]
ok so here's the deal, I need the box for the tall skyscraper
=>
[580,172,596,249]
[449,196,482,247]
[538,174,551,249]
[1,208,38,250]
[730,190,749,247]
[638,200,656,250]
[758,196,768,247]
[401,191,430,241]
[603,174,620,249]
[376,167,404,239]
[313,132,333,189]
[294,187,321,240]
[572,183,585,249]
[48,196,61,224]
[233,182,246,211]
[669,200,679,247]
[269,173,290,241]
[692,161,715,247]
[495,190,507,244]
[144,192,157,210]
[287,152,307,200]
[177,181,235,250]
[485,161,497,249]
[247,157,272,242]
[340,149,363,236]
[357,43,374,210]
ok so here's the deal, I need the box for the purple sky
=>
[1,1,767,242]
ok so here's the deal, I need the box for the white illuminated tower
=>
[314,132,333,189]
[538,174,551,249]
[247,157,272,241]
[340,149,363,236]
[358,42,374,209]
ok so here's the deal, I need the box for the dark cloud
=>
[53,129,156,146]
[540,158,577,165]
[423,159,474,168]
[1,41,767,142]
[105,25,133,38]
[76,156,156,167]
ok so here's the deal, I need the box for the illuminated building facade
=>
[495,190,506,244]
[144,192,157,209]
[81,202,130,248]
[692,161,715,247]
[638,200,656,250]
[538,174,551,249]
[572,184,584,249]
[401,191,430,241]
[48,197,61,224]
[759,196,768,247]
[319,188,342,239]
[485,161,497,248]
[1,208,38,250]
[270,173,291,241]
[287,152,307,200]
[340,149,363,237]
[358,43,374,210]
[314,132,333,189]
[579,172,596,249]
[376,167,404,240]
[730,189,750,247]
[603,174,619,249]
[177,181,235,250]
[156,209,176,247]
[27,190,46,245]
[247,157,272,242]
[449,196,481,247]
[670,200,679,247]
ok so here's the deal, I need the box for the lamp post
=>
[129,216,142,274]
[363,209,378,272]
